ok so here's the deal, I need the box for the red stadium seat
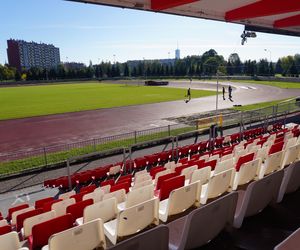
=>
[7,204,29,221]
[193,159,205,169]
[35,197,54,209]
[0,225,12,236]
[70,191,89,203]
[150,166,165,179]
[199,141,209,152]
[145,154,159,167]
[111,182,131,193]
[203,159,217,171]
[100,179,115,187]
[80,184,96,194]
[236,153,255,171]
[66,199,93,223]
[134,157,147,170]
[159,175,185,201]
[118,174,132,183]
[43,199,63,212]
[28,214,73,250]
[156,172,179,190]
[269,141,284,155]
[16,209,43,232]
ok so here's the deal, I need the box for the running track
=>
[0,81,299,154]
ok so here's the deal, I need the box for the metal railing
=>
[0,97,299,178]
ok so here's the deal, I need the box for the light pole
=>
[216,69,219,111]
[264,49,272,76]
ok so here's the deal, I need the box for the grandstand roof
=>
[68,0,300,37]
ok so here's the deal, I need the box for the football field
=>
[0,82,215,120]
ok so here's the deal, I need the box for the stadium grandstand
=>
[1,1,300,250]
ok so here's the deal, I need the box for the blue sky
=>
[1,0,300,65]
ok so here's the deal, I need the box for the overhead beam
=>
[274,14,300,28]
[151,0,198,11]
[226,0,300,21]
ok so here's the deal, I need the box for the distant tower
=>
[175,43,180,60]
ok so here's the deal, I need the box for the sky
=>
[1,0,300,65]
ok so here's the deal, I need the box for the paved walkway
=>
[0,80,299,154]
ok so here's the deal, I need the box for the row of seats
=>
[1,123,299,249]
[2,158,300,249]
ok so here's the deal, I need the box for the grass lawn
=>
[231,98,294,111]
[0,82,215,120]
[230,80,300,89]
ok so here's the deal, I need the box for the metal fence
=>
[0,97,299,178]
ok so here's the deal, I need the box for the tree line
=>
[1,49,300,81]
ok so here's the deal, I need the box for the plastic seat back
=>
[103,189,126,203]
[7,204,29,221]
[29,214,73,250]
[115,198,159,243]
[83,197,118,223]
[0,219,8,227]
[274,227,300,250]
[16,209,43,232]
[66,199,93,223]
[190,166,211,185]
[80,184,96,193]
[58,190,76,200]
[156,172,178,190]
[111,225,169,250]
[233,159,261,190]
[159,176,185,201]
[47,219,106,250]
[0,225,12,236]
[258,151,283,179]
[214,158,234,175]
[83,189,104,203]
[235,153,255,171]
[168,192,238,250]
[0,231,22,250]
[167,182,198,217]
[125,184,154,208]
[111,182,130,193]
[51,198,75,217]
[11,206,34,226]
[281,144,300,168]
[234,170,284,228]
[202,169,234,204]
[154,170,171,185]
[132,180,153,190]
[35,197,54,209]
[23,210,56,239]
[181,165,197,180]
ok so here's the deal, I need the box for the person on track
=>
[185,88,191,103]
[228,85,233,100]
[222,86,226,100]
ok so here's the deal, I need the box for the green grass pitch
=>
[0,82,215,120]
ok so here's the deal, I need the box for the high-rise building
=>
[175,48,180,60]
[7,39,60,72]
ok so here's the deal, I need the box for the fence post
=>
[43,147,48,166]
[134,131,137,144]
[93,139,96,152]
[171,137,174,161]
[175,136,179,160]
[239,112,243,142]
[168,125,171,136]
[67,159,72,191]
[123,147,126,174]
[129,147,133,173]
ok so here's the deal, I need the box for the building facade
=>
[7,39,60,72]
